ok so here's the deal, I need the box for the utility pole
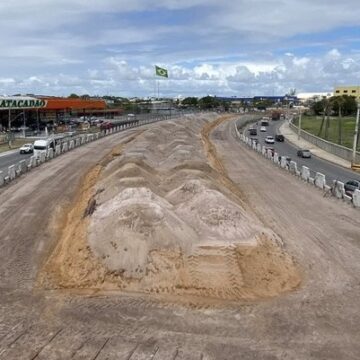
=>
[352,104,360,165]
[8,109,12,148]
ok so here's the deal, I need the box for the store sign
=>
[0,97,47,109]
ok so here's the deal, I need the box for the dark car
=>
[297,149,311,158]
[249,128,257,136]
[275,134,284,142]
[100,121,114,130]
[344,180,360,197]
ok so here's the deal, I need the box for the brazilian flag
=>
[155,65,168,78]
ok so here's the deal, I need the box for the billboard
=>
[0,96,47,109]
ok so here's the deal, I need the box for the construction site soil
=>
[1,113,360,359]
[39,114,300,303]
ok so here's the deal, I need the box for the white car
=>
[260,126,267,132]
[265,136,275,144]
[19,143,34,154]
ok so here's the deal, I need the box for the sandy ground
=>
[39,114,300,302]
[0,113,360,359]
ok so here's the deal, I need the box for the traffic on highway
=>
[245,119,360,186]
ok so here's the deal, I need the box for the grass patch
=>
[293,115,358,150]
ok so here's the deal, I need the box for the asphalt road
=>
[247,120,360,185]
[0,150,32,175]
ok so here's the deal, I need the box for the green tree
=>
[331,96,345,144]
[68,93,79,98]
[198,96,220,109]
[182,97,198,107]
[318,98,332,138]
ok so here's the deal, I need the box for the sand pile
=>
[41,114,300,302]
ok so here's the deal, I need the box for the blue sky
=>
[0,0,359,97]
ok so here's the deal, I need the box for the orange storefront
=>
[37,97,106,122]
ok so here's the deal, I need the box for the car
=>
[265,136,275,144]
[260,126,267,132]
[100,122,114,130]
[344,180,360,197]
[19,144,33,154]
[249,128,257,136]
[297,149,311,158]
[275,134,284,142]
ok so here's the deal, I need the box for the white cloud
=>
[0,1,359,95]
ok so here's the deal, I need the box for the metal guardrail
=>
[289,120,360,163]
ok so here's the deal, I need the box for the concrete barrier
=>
[256,143,262,152]
[75,138,81,147]
[19,160,27,174]
[262,146,266,156]
[8,165,16,180]
[301,166,310,181]
[81,135,86,145]
[333,180,345,199]
[40,152,46,163]
[62,142,68,153]
[47,148,54,159]
[273,152,279,164]
[0,171,4,186]
[69,140,75,149]
[55,145,61,156]
[314,172,326,189]
[280,157,287,169]
[289,161,298,175]
[353,189,360,207]
[15,162,21,176]
[28,156,36,169]
[266,149,273,159]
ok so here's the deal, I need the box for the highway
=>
[245,120,360,185]
[0,150,32,175]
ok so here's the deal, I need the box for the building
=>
[0,96,121,131]
[334,86,360,100]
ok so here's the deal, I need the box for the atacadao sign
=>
[0,96,47,109]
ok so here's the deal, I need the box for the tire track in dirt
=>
[200,115,251,209]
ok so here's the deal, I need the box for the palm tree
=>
[318,98,331,137]
[333,96,345,144]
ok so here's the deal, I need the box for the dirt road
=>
[0,114,359,359]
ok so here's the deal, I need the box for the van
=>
[33,139,53,159]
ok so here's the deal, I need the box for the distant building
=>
[334,86,360,100]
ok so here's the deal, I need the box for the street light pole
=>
[352,104,360,165]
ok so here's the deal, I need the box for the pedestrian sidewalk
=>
[279,120,351,169]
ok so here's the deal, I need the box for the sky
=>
[0,0,360,98]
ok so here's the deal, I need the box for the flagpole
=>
[157,80,160,99]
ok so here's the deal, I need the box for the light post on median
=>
[352,103,360,165]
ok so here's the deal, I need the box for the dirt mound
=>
[39,114,301,303]
[88,187,198,278]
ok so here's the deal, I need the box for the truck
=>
[271,111,284,121]
[33,139,55,159]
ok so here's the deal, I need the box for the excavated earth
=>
[39,114,301,303]
[1,113,360,358]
